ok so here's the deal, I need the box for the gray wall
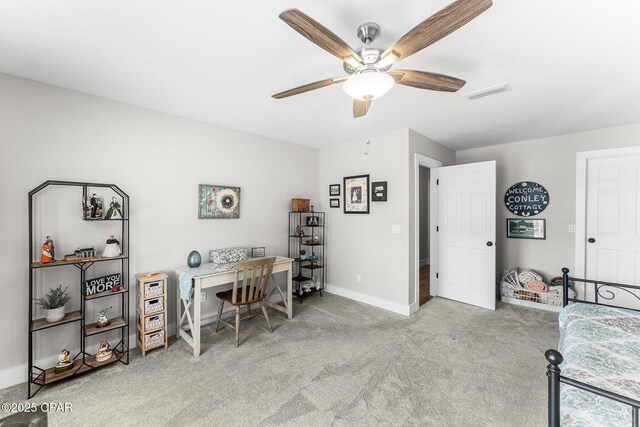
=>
[456,122,640,281]
[0,73,319,388]
[408,129,456,307]
[419,166,430,262]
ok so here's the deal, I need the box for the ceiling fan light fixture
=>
[343,70,394,100]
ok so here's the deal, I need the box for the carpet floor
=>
[0,294,559,426]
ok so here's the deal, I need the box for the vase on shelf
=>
[187,250,202,268]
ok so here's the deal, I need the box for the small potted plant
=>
[299,249,307,260]
[34,285,71,323]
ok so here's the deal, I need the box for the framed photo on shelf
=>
[251,247,266,258]
[344,174,370,214]
[329,184,340,196]
[330,198,340,208]
[306,215,319,226]
[506,218,546,240]
[371,181,387,202]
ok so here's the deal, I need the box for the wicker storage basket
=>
[142,280,163,298]
[501,268,575,307]
[139,313,164,331]
[139,296,164,315]
[143,330,165,351]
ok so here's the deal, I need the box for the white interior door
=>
[436,161,496,310]
[586,155,640,289]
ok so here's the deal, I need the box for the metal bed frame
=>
[545,267,640,427]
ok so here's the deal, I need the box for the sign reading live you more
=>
[504,181,549,217]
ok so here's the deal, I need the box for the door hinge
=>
[436,226,439,232]
[436,179,439,185]
[436,273,439,279]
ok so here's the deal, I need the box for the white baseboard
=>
[419,258,430,266]
[324,284,411,316]
[0,364,26,390]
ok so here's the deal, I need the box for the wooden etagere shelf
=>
[288,211,325,303]
[28,180,130,399]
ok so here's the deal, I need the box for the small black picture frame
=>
[330,198,340,208]
[371,181,387,202]
[506,218,546,240]
[329,184,340,196]
[251,247,266,257]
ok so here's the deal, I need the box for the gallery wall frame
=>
[371,181,387,202]
[343,174,369,214]
[506,218,546,240]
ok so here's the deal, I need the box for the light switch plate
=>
[568,224,576,233]
[391,224,401,234]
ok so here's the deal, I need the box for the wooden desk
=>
[174,257,293,357]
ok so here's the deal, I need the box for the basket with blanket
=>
[501,268,575,309]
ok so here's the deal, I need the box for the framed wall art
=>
[506,218,546,240]
[344,174,369,214]
[329,184,340,196]
[330,198,340,208]
[198,184,241,219]
[504,181,549,217]
[371,181,387,202]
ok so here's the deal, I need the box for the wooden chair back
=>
[231,257,276,305]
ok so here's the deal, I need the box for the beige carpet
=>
[0,294,558,426]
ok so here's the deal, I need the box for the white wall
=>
[456,123,640,280]
[0,73,319,388]
[319,129,454,314]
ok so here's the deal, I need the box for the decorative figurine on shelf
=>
[96,306,112,328]
[41,236,55,263]
[299,249,307,260]
[111,280,121,293]
[89,193,102,218]
[54,349,73,374]
[96,340,112,362]
[102,235,121,258]
[104,197,123,220]
[309,252,319,265]
[294,225,304,237]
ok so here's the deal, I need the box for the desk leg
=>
[176,277,181,339]
[193,280,202,357]
[287,266,293,320]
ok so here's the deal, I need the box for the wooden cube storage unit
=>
[136,272,168,356]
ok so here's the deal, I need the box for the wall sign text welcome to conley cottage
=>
[504,181,549,217]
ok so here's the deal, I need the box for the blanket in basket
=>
[558,304,640,427]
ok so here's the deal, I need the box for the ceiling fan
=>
[272,0,492,118]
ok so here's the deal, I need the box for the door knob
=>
[588,237,596,243]
[486,241,493,247]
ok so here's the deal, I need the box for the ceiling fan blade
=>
[353,98,371,118]
[390,69,466,92]
[381,0,492,62]
[272,76,348,99]
[280,9,363,65]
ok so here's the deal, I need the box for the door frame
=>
[575,145,640,278]
[412,153,442,313]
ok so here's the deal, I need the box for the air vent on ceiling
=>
[464,82,512,101]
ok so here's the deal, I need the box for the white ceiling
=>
[1,0,640,150]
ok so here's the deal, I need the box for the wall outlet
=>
[568,224,576,233]
[201,291,207,302]
[356,274,361,284]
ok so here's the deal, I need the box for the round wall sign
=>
[504,181,549,217]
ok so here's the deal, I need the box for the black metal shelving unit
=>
[288,211,325,302]
[28,180,130,399]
